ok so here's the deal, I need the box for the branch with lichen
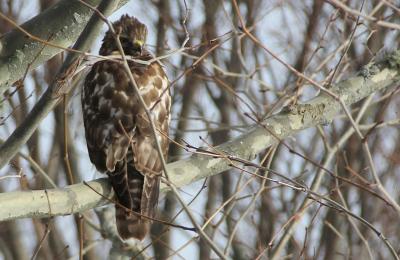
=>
[1,50,399,222]
[0,0,128,96]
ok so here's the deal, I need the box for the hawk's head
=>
[100,15,148,56]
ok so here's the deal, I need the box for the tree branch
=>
[1,50,399,222]
[0,0,128,95]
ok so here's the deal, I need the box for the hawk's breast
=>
[82,58,170,174]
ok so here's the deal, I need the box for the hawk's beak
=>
[133,40,144,55]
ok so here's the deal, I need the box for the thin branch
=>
[328,0,400,30]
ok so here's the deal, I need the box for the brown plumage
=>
[81,15,170,240]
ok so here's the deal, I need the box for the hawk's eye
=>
[118,37,142,55]
[119,37,129,45]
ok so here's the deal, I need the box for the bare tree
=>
[0,0,400,259]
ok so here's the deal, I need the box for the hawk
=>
[81,15,170,240]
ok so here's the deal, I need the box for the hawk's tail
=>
[108,161,157,240]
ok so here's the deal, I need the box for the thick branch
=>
[0,0,128,95]
[0,50,399,222]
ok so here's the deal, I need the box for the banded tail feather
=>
[108,160,160,240]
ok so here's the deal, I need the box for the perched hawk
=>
[82,15,170,240]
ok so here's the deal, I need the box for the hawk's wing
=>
[82,61,135,172]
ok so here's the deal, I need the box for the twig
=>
[31,222,51,260]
